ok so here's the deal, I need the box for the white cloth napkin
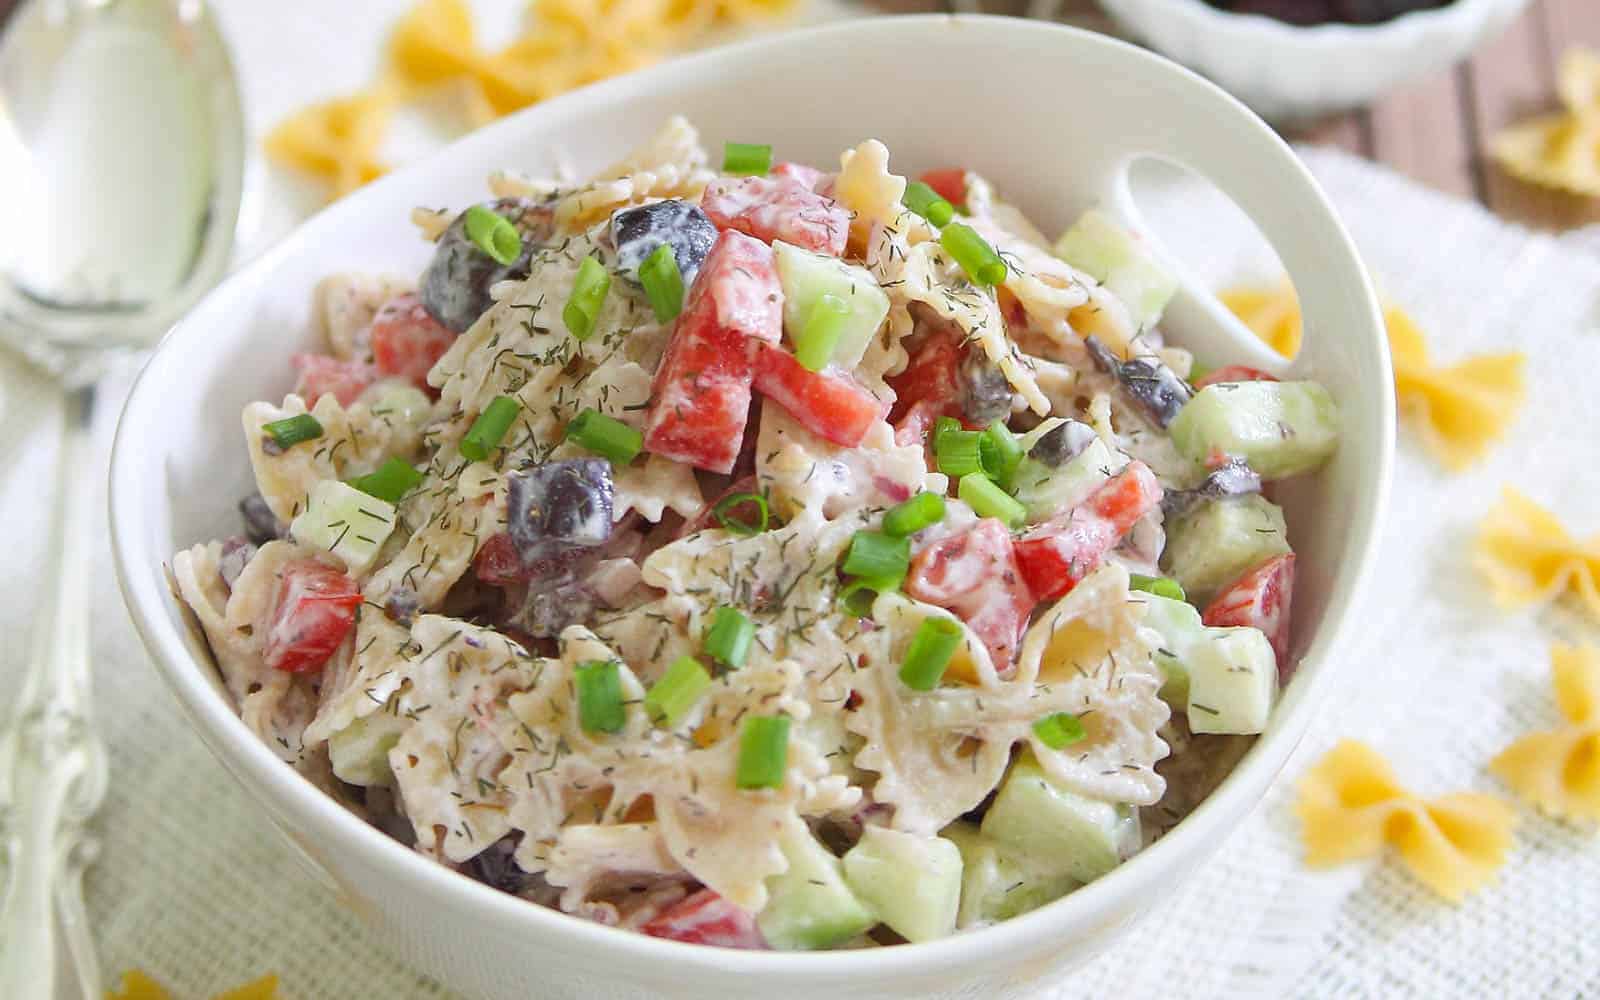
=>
[4,4,1598,993]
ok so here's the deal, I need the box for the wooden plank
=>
[1367,64,1477,200]
[1291,111,1373,157]
[1540,0,1600,54]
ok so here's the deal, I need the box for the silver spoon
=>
[0,1,243,995]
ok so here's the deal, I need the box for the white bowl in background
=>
[110,15,1392,1000]
[1095,0,1532,120]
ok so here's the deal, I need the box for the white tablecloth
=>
[3,2,1597,995]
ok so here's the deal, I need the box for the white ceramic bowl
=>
[111,15,1392,1000]
[1096,0,1532,120]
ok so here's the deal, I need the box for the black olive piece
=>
[610,200,718,285]
[238,493,284,545]
[419,198,554,333]
[1083,335,1192,428]
[1161,458,1262,518]
[1027,419,1100,468]
[958,349,1014,425]
[505,459,614,564]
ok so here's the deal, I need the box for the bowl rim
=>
[110,12,1392,982]
[1097,0,1530,43]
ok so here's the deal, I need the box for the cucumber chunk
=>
[943,822,1078,928]
[289,479,398,575]
[758,824,876,950]
[979,753,1140,884]
[841,826,962,943]
[1011,435,1118,525]
[1052,209,1178,331]
[773,241,890,370]
[365,380,433,435]
[1136,592,1206,705]
[1185,626,1278,735]
[1160,494,1291,607]
[1169,381,1339,480]
[328,712,406,786]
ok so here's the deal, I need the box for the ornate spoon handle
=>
[0,386,109,999]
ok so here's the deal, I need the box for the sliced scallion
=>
[263,413,324,450]
[981,421,1024,486]
[902,181,954,227]
[463,204,522,266]
[644,656,711,727]
[882,491,946,537]
[898,616,962,691]
[349,457,425,504]
[941,223,1007,286]
[839,575,898,617]
[459,396,520,461]
[723,141,773,176]
[794,292,850,372]
[1032,712,1087,749]
[566,408,642,465]
[714,491,770,536]
[1129,574,1186,602]
[575,660,626,734]
[842,530,910,582]
[563,255,612,342]
[935,428,985,478]
[735,714,791,790]
[959,473,1026,528]
[932,415,962,450]
[704,606,755,669]
[640,243,685,324]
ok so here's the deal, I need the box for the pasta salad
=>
[171,117,1340,950]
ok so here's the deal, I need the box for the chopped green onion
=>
[704,606,755,669]
[640,243,685,324]
[563,255,612,342]
[932,415,962,450]
[902,181,954,227]
[940,223,1007,286]
[644,656,711,727]
[735,714,791,789]
[959,473,1026,528]
[714,491,770,536]
[842,530,910,582]
[898,616,963,691]
[981,421,1024,486]
[1129,573,1187,602]
[794,292,850,371]
[839,575,898,617]
[882,491,946,537]
[1187,360,1212,385]
[566,408,642,465]
[349,457,425,504]
[935,428,985,478]
[263,413,323,450]
[463,204,522,266]
[459,396,520,461]
[1032,711,1087,749]
[723,141,773,176]
[575,660,626,734]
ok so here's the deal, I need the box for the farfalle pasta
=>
[1492,644,1600,821]
[1295,740,1517,902]
[172,122,1342,949]
[1476,487,1600,624]
[1491,49,1600,198]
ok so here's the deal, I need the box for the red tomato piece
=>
[370,291,457,391]
[1193,365,1279,390]
[1202,553,1296,671]
[474,533,529,587]
[919,168,969,207]
[1014,462,1163,603]
[291,353,376,408]
[886,328,964,427]
[640,890,767,950]
[905,518,1034,670]
[263,560,363,674]
[642,232,782,473]
[701,175,849,257]
[753,343,882,448]
[771,161,827,191]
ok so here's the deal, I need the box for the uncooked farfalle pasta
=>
[171,119,1343,949]
[1492,644,1600,821]
[1476,488,1600,624]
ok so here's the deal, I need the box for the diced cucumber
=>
[1185,626,1278,735]
[1052,209,1178,331]
[980,752,1140,884]
[758,824,876,950]
[289,479,398,575]
[773,241,890,370]
[943,822,1078,928]
[328,712,407,786]
[841,826,962,943]
[1169,381,1339,480]
[1136,592,1206,705]
[1160,494,1290,607]
[364,380,433,434]
[1011,435,1118,525]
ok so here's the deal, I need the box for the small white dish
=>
[110,15,1392,1000]
[1096,0,1532,120]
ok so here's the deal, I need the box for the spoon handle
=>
[0,386,109,1000]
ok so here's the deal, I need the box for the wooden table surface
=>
[875,0,1600,231]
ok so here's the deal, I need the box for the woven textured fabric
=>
[2,5,1597,989]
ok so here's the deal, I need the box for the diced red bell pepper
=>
[263,560,364,674]
[771,161,827,191]
[886,327,964,432]
[753,343,882,448]
[291,353,376,408]
[643,232,783,474]
[1202,553,1296,671]
[640,890,767,950]
[701,175,849,257]
[919,168,969,207]
[1014,462,1163,603]
[370,291,456,391]
[474,533,530,587]
[905,518,1034,671]
[1193,365,1279,390]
